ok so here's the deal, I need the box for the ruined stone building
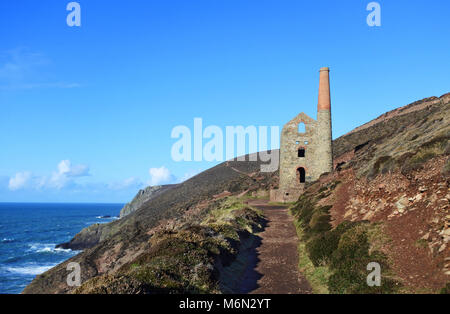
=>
[271,67,333,202]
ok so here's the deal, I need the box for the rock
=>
[363,210,375,220]
[395,195,408,211]
[120,185,176,218]
[56,223,103,250]
[419,186,428,193]
[438,243,446,253]
[421,232,430,241]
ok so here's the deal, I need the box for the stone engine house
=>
[271,67,333,202]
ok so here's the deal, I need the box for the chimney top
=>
[317,67,331,111]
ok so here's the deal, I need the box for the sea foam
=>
[5,264,57,276]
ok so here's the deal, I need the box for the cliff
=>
[119,185,176,218]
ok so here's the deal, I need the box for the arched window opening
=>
[297,167,306,183]
[298,122,306,134]
[298,148,305,158]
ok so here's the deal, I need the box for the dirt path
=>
[242,199,311,294]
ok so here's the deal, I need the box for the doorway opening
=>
[297,167,306,183]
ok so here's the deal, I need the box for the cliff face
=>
[119,185,176,218]
[23,93,449,294]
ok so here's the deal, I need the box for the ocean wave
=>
[1,238,15,243]
[5,264,57,276]
[28,243,73,254]
[96,215,119,220]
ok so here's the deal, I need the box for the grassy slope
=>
[72,197,265,294]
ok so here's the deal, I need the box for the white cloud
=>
[57,160,89,177]
[8,160,90,191]
[5,162,198,200]
[49,160,90,189]
[8,172,32,191]
[148,166,176,186]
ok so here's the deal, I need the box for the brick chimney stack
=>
[318,67,331,111]
[316,67,333,175]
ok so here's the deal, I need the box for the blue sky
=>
[0,0,449,202]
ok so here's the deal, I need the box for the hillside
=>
[23,93,449,294]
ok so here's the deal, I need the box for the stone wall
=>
[274,112,318,202]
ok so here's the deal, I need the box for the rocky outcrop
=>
[119,185,176,218]
[55,185,177,250]
[56,223,104,250]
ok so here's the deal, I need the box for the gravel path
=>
[243,199,312,294]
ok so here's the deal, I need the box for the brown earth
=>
[324,157,449,292]
[243,199,312,294]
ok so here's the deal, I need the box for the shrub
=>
[291,194,316,229]
[330,225,370,270]
[308,206,332,235]
[368,156,395,179]
[306,231,340,266]
[400,135,449,174]
[327,224,398,294]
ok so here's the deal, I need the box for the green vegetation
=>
[368,156,396,179]
[415,238,428,249]
[290,182,401,294]
[74,197,265,294]
[399,135,448,173]
[293,220,331,294]
[365,134,449,179]
[439,283,450,294]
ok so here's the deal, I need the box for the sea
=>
[0,202,124,294]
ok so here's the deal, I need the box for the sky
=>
[0,0,449,202]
